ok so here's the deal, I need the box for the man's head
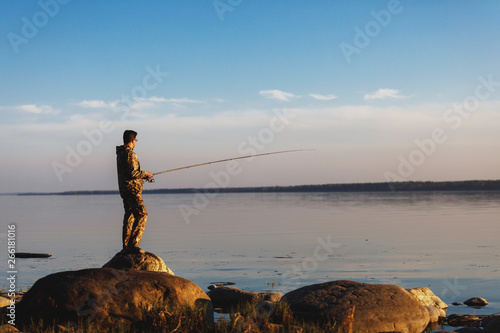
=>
[123,130,138,148]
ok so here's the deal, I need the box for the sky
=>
[1,0,500,193]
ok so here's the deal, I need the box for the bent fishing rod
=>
[146,149,313,183]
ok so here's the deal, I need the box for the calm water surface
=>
[1,191,499,322]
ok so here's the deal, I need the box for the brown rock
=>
[280,280,430,333]
[208,286,282,311]
[15,268,212,330]
[447,314,481,326]
[103,250,174,274]
[0,297,11,308]
[484,315,500,333]
[406,287,448,322]
[0,324,18,332]
[463,297,488,307]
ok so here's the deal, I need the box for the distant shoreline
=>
[13,179,500,196]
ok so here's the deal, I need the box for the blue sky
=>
[1,0,500,193]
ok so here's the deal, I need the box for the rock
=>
[406,287,448,309]
[15,268,213,331]
[484,315,500,333]
[280,280,430,333]
[464,297,488,307]
[0,324,18,332]
[103,250,174,274]
[426,305,447,324]
[0,297,11,308]
[447,314,481,326]
[208,287,282,311]
[406,287,448,322]
[16,252,51,258]
[281,280,429,333]
[452,302,464,306]
[257,300,275,316]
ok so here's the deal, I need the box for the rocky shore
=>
[1,250,499,332]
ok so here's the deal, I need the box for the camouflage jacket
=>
[116,145,149,196]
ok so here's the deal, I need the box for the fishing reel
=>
[146,178,155,183]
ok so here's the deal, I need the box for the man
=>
[116,130,153,252]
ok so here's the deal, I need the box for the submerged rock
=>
[15,268,213,330]
[447,314,481,326]
[16,252,51,258]
[208,286,282,311]
[103,250,174,274]
[280,280,430,333]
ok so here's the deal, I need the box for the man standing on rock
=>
[116,130,153,253]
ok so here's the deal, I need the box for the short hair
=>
[123,130,137,145]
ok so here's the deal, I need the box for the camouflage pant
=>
[121,192,148,249]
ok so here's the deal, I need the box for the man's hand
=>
[146,171,153,180]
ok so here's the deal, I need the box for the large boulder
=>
[103,250,174,274]
[406,287,448,322]
[15,268,212,331]
[207,286,283,311]
[280,280,430,333]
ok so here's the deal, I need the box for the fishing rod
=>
[146,149,313,183]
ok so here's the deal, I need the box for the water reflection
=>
[1,191,499,318]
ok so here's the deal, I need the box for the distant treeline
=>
[16,180,500,196]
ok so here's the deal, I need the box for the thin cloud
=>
[76,96,205,110]
[364,89,409,100]
[309,93,338,101]
[77,100,117,109]
[137,97,205,109]
[143,97,205,104]
[9,104,59,115]
[259,89,296,101]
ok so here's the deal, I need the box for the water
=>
[1,191,499,327]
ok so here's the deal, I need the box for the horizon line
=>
[8,179,500,196]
